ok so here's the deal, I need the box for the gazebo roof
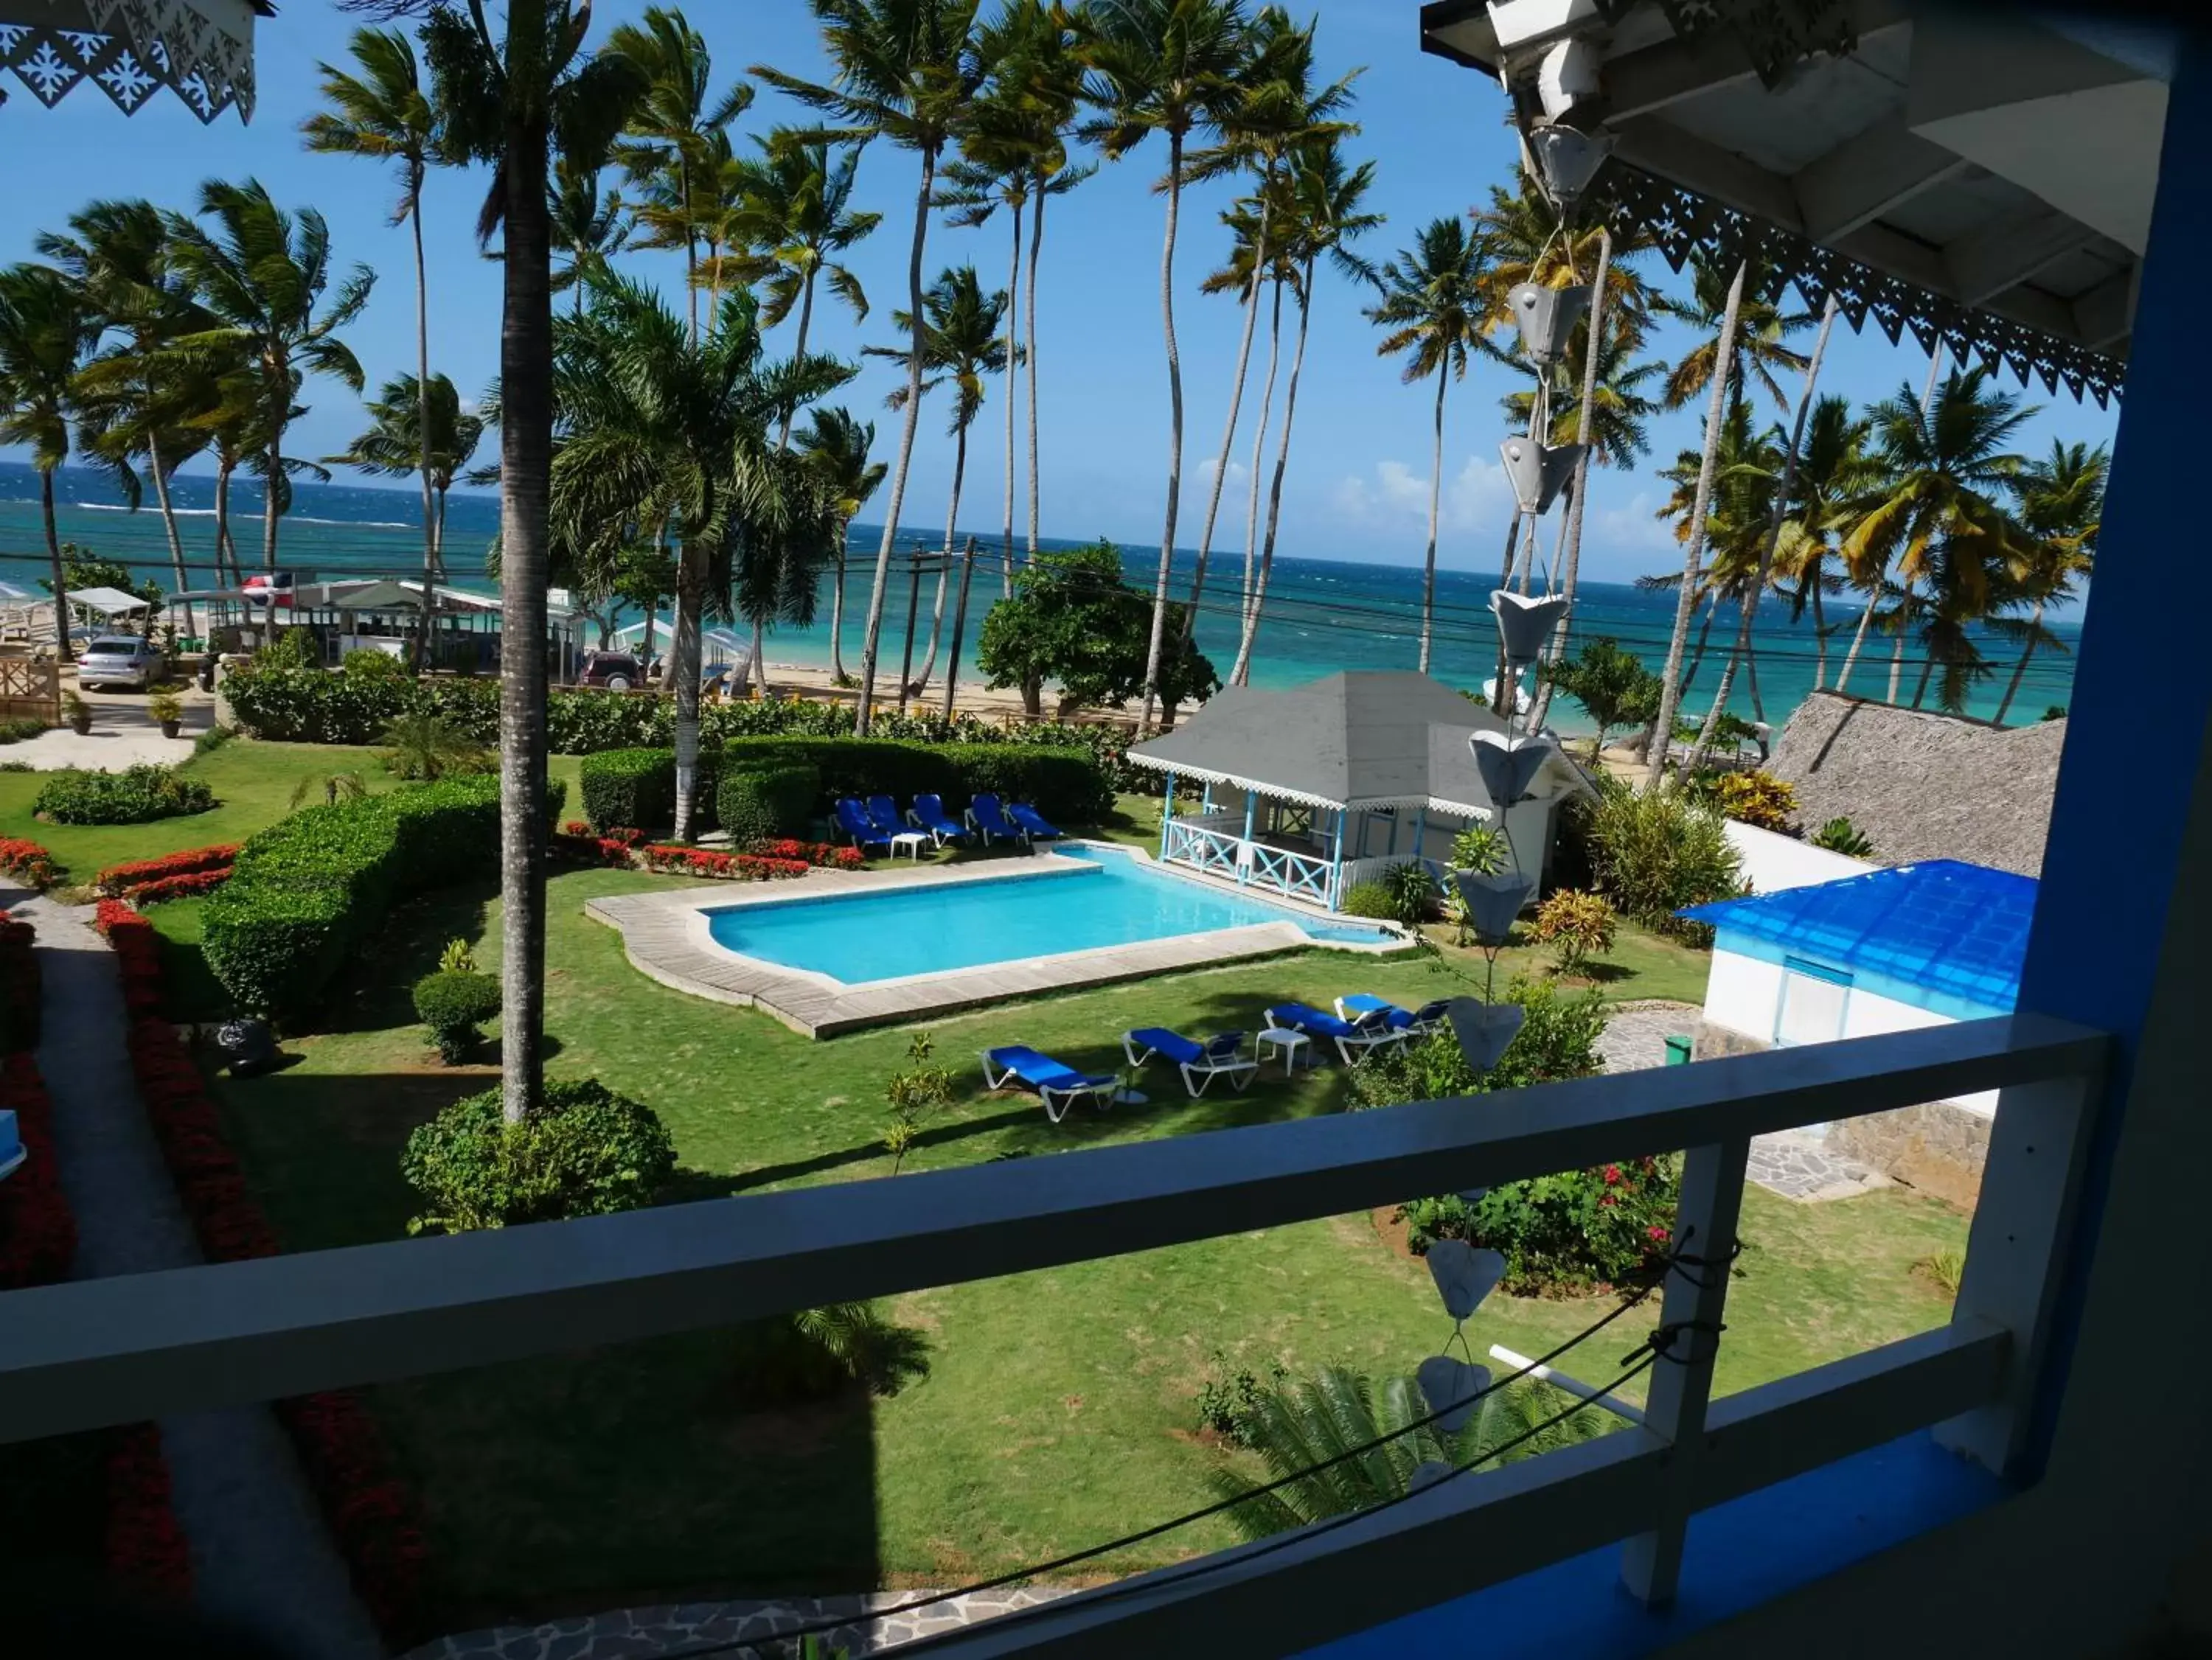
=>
[1,0,268,122]
[63,585,152,615]
[1128,671,1591,816]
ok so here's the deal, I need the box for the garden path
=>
[22,893,385,1660]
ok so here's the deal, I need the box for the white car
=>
[77,635,164,691]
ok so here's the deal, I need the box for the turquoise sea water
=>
[704,844,1385,984]
[0,461,2081,734]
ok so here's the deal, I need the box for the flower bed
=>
[0,835,63,890]
[0,1047,74,1289]
[96,844,240,897]
[641,845,812,881]
[1,910,37,1050]
[96,905,426,1634]
[551,824,860,879]
[105,1425,192,1601]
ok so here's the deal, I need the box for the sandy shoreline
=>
[742,658,1142,728]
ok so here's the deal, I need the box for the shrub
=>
[0,1045,76,1291]
[883,1033,954,1175]
[96,844,240,896]
[1449,823,1509,875]
[192,723,235,756]
[33,764,215,826]
[729,1302,931,1408]
[1532,889,1616,976]
[1339,879,1398,921]
[204,774,566,1020]
[1195,1353,1288,1448]
[1380,860,1439,925]
[254,628,319,670]
[378,711,490,781]
[400,1078,677,1233]
[146,691,184,726]
[717,762,820,843]
[1574,777,1744,938]
[1810,816,1875,857]
[344,648,408,678]
[580,747,675,832]
[0,836,63,889]
[0,913,35,1052]
[1352,977,1607,1104]
[411,969,501,1064]
[0,715,48,743]
[1714,769,1798,831]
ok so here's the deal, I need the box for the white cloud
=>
[1589,489,1677,557]
[1332,452,1516,532]
[1196,454,1250,492]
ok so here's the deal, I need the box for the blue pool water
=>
[703,844,1388,985]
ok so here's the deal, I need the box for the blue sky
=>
[1,0,2121,587]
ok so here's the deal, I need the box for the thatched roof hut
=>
[1767,692,2065,878]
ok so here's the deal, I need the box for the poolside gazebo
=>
[1127,670,1592,912]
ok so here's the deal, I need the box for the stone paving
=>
[403,1586,1077,1660]
[1599,1002,1886,1202]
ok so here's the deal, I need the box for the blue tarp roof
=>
[1680,860,2036,1015]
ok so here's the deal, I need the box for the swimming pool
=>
[701,844,1390,986]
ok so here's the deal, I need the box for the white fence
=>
[1162,819,1335,908]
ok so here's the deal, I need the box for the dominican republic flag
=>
[243,571,295,610]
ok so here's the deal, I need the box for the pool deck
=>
[583,843,1405,1038]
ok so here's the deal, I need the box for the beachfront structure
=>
[173,578,585,673]
[1680,859,2032,1194]
[1126,671,1591,911]
[0,0,265,122]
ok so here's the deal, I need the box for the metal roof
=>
[1680,858,2034,1014]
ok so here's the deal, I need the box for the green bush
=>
[411,968,501,1064]
[1531,889,1617,976]
[33,764,215,825]
[192,724,236,756]
[580,747,674,832]
[1809,816,1874,857]
[0,716,46,744]
[728,1302,931,1408]
[717,763,821,843]
[344,648,409,678]
[204,773,566,1020]
[1381,860,1437,925]
[1339,880,1398,921]
[1572,775,1744,939]
[400,1078,676,1233]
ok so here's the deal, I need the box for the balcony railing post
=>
[1621,1134,1751,1608]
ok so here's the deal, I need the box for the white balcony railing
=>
[0,1015,2106,1656]
[1163,818,1337,907]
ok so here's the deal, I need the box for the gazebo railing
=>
[1162,820,1337,908]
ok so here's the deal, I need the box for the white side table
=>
[889,831,931,862]
[1256,1027,1312,1075]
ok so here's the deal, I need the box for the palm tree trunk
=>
[1181,209,1270,646]
[495,70,554,1124]
[1239,273,1284,630]
[855,145,939,736]
[1911,639,1937,708]
[918,422,966,686]
[40,469,69,663]
[1992,601,2042,725]
[672,544,706,839]
[262,422,283,573]
[1135,130,1189,733]
[775,267,818,453]
[1025,175,1046,565]
[1645,259,1747,789]
[827,533,849,683]
[213,457,237,589]
[1419,356,1449,675]
[1680,598,1719,698]
[1000,193,1022,600]
[1232,270,1313,686]
[1528,229,1611,733]
[436,487,450,582]
[413,174,436,674]
[1693,294,1838,770]
[1888,576,1913,703]
[1835,587,1878,694]
[145,432,195,641]
[1809,557,1829,689]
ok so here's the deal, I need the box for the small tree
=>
[1532,889,1616,977]
[1540,637,1662,758]
[884,1031,955,1175]
[977,539,1218,719]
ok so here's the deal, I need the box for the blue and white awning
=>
[0,0,262,122]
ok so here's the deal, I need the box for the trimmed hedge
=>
[717,763,819,842]
[402,1078,677,1233]
[577,748,724,836]
[204,774,565,1021]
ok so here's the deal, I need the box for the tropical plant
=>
[1994,439,2103,725]
[1714,768,1797,832]
[305,24,443,637]
[1083,0,1256,730]
[1574,777,1745,935]
[287,769,370,810]
[548,156,630,313]
[0,263,97,659]
[1532,888,1615,977]
[379,711,490,780]
[162,179,374,572]
[754,0,987,735]
[1449,822,1509,875]
[883,1030,954,1174]
[1380,859,1437,926]
[1363,216,1488,677]
[732,133,877,422]
[793,405,888,683]
[863,264,1011,696]
[1539,636,1661,758]
[1770,393,1875,690]
[1809,816,1874,857]
[976,537,1216,717]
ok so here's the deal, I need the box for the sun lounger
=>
[967,792,1022,845]
[908,792,966,845]
[1334,994,1453,1036]
[1264,1002,1411,1067]
[1006,801,1062,843]
[1120,1027,1257,1098]
[981,1045,1118,1123]
[835,798,891,851]
[865,795,905,835]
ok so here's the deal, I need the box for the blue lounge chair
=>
[835,797,891,851]
[865,794,905,837]
[981,1045,1118,1123]
[1121,1028,1257,1098]
[1007,801,1062,843]
[1335,994,1453,1036]
[1264,1002,1411,1067]
[967,792,1022,845]
[908,792,966,845]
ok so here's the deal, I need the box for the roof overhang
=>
[1420,0,2164,403]
[0,0,266,122]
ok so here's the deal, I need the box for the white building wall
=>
[1724,820,1877,894]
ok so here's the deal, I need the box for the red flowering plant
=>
[0,1052,76,1290]
[641,845,813,882]
[0,835,63,890]
[105,1424,192,1601]
[749,837,863,869]
[1,910,37,1050]
[95,844,240,897]
[551,829,639,868]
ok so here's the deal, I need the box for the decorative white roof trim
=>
[1,0,257,122]
[1128,751,1346,813]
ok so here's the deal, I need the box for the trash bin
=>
[1663,1033,1693,1066]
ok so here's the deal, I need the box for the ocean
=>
[0,461,2080,736]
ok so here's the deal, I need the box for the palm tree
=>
[1231,137,1377,684]
[306,25,442,642]
[793,405,888,682]
[1364,216,1488,674]
[1470,175,1652,346]
[417,0,647,1123]
[0,265,96,660]
[865,265,1010,699]
[754,0,986,736]
[163,179,374,572]
[1837,366,2034,710]
[1994,439,2104,725]
[1643,388,1783,707]
[549,157,630,315]
[552,276,849,840]
[608,6,752,343]
[1082,0,1252,731]
[1500,307,1661,471]
[1770,394,1874,690]
[1653,254,1811,416]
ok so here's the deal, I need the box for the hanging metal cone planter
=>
[1489,591,1571,668]
[1452,871,1535,944]
[1508,282,1590,367]
[1470,728,1558,803]
[1499,435,1585,517]
[1523,122,1615,209]
[1447,996,1528,1074]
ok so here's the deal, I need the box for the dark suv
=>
[577,650,647,691]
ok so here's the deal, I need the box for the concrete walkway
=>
[3,686,209,770]
[20,893,386,1660]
